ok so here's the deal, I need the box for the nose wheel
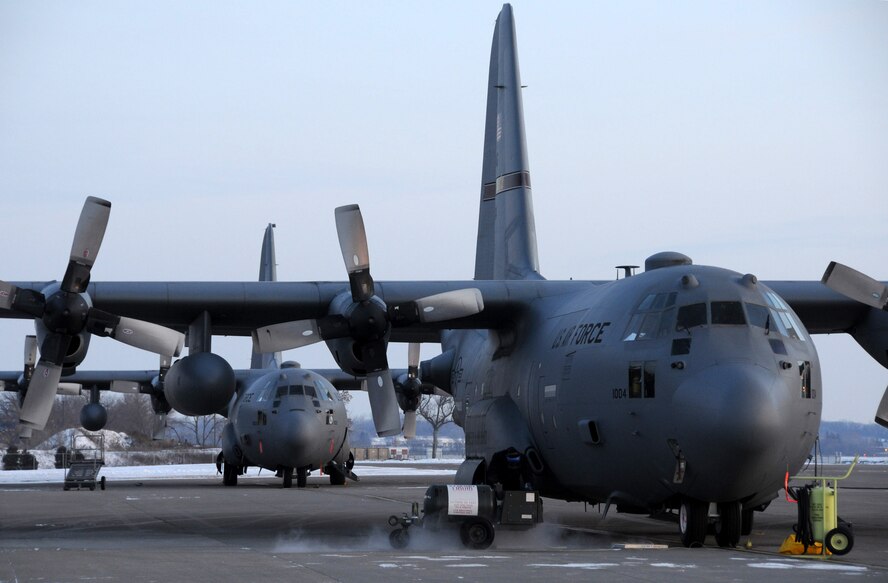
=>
[679,498,708,547]
[714,502,741,547]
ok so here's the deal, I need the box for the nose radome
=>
[672,363,784,459]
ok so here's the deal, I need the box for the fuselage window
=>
[711,301,745,325]
[290,385,305,396]
[676,303,707,331]
[627,361,656,398]
[304,385,318,399]
[256,379,275,402]
[799,361,813,399]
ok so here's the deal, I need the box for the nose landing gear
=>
[679,498,744,548]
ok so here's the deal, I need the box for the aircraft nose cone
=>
[673,363,782,457]
[670,363,793,501]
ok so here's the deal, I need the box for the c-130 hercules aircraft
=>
[1,4,886,548]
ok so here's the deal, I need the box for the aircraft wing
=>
[1,279,589,342]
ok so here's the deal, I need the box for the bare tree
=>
[105,394,158,442]
[417,394,455,459]
[168,413,224,447]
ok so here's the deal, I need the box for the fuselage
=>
[223,366,350,473]
[447,259,820,512]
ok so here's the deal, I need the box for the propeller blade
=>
[252,319,322,353]
[62,197,112,293]
[822,262,888,310]
[335,204,374,302]
[334,204,370,275]
[877,386,888,429]
[57,383,85,396]
[110,380,141,394]
[407,343,421,377]
[70,196,111,269]
[0,281,16,311]
[433,387,450,397]
[19,360,63,430]
[414,288,484,322]
[19,426,33,440]
[361,339,389,373]
[152,413,168,440]
[24,335,37,367]
[402,410,417,439]
[108,316,185,357]
[366,370,401,437]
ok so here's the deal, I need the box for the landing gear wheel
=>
[282,467,293,488]
[715,502,741,548]
[460,518,495,549]
[328,465,346,486]
[296,466,308,488]
[741,508,754,536]
[389,528,410,549]
[825,526,854,556]
[679,498,708,548]
[222,462,238,486]
[100,476,106,491]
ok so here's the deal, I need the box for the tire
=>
[679,498,708,548]
[389,528,410,549]
[222,462,238,486]
[715,502,741,548]
[282,467,293,489]
[296,467,308,488]
[100,476,106,491]
[329,468,346,486]
[460,518,495,549]
[825,526,854,556]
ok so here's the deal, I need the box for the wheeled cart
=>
[784,455,858,556]
[388,484,543,549]
[62,433,106,492]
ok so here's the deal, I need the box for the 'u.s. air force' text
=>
[551,322,611,349]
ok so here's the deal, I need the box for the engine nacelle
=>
[164,352,235,416]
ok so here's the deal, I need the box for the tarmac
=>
[1,461,886,582]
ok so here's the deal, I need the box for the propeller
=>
[252,204,484,437]
[1,197,185,435]
[822,261,888,427]
[822,262,888,310]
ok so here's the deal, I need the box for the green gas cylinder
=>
[810,485,837,541]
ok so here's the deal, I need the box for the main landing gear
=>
[678,497,744,548]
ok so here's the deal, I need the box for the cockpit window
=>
[711,301,746,325]
[746,303,770,328]
[623,292,677,341]
[763,291,805,341]
[676,303,707,330]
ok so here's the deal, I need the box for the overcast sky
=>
[1,1,886,424]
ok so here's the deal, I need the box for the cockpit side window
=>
[623,292,677,342]
[676,303,707,330]
[763,291,805,341]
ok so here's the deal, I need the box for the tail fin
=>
[251,223,281,369]
[474,4,542,281]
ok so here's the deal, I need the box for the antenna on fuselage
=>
[615,265,639,280]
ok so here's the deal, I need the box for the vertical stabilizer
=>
[474,4,542,281]
[252,223,281,369]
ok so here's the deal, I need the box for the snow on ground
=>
[0,461,457,485]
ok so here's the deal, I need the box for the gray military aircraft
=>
[1,225,356,488]
[1,4,885,547]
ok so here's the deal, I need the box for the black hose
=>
[793,485,815,552]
